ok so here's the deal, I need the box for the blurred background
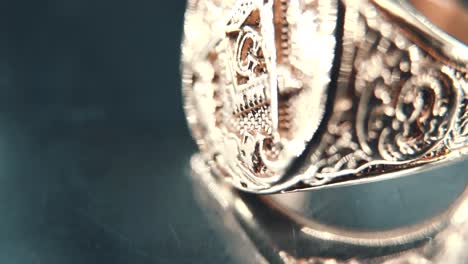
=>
[0,0,466,263]
[1,1,202,263]
[2,0,188,137]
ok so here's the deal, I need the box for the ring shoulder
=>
[299,0,468,189]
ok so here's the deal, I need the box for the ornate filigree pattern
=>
[306,0,466,184]
[447,71,468,149]
[360,71,455,161]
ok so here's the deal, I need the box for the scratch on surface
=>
[169,224,182,249]
[292,226,298,256]
[73,207,151,259]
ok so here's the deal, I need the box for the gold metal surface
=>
[182,0,468,193]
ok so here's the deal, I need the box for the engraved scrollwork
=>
[184,0,467,192]
[358,70,456,161]
[351,2,458,162]
[446,71,468,149]
[308,1,461,181]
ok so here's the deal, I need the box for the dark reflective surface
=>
[0,115,465,263]
[192,156,468,263]
[1,0,467,263]
[0,119,225,264]
[270,167,467,231]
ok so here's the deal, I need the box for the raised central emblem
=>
[182,0,338,191]
[218,1,279,179]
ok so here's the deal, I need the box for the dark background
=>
[0,1,466,263]
[2,1,188,136]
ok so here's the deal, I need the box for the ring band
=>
[191,155,468,263]
[182,0,468,193]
